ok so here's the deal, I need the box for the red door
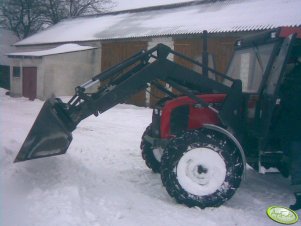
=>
[22,67,37,100]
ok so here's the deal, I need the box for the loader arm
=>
[15,44,242,162]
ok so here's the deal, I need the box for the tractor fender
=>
[203,124,246,178]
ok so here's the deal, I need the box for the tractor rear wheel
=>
[160,129,243,208]
[141,124,163,173]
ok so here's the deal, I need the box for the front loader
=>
[15,27,301,208]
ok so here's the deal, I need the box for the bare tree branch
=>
[1,0,45,38]
[0,0,115,38]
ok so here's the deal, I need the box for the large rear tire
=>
[141,124,163,173]
[160,129,243,208]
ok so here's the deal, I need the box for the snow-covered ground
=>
[0,88,299,226]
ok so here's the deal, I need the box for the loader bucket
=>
[14,98,74,162]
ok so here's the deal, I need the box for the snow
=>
[7,44,96,57]
[177,147,226,196]
[15,0,301,46]
[0,88,300,226]
[113,0,195,11]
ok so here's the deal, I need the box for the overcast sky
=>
[112,0,194,11]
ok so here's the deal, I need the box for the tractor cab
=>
[226,27,301,171]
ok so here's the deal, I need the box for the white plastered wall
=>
[42,48,101,99]
[9,47,101,100]
[10,57,43,98]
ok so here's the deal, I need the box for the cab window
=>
[227,43,275,93]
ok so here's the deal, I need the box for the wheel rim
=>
[176,147,226,196]
[153,147,163,162]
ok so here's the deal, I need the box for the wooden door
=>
[22,67,37,100]
[101,41,147,106]
[174,38,236,74]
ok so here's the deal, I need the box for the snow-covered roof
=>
[8,44,96,57]
[113,0,195,11]
[15,0,301,46]
[0,29,19,65]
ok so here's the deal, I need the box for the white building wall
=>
[42,48,101,99]
[9,47,101,100]
[10,63,22,97]
[10,57,43,97]
[147,37,174,60]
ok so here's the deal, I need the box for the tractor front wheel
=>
[141,124,163,173]
[160,129,243,208]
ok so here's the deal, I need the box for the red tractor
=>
[15,27,301,208]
